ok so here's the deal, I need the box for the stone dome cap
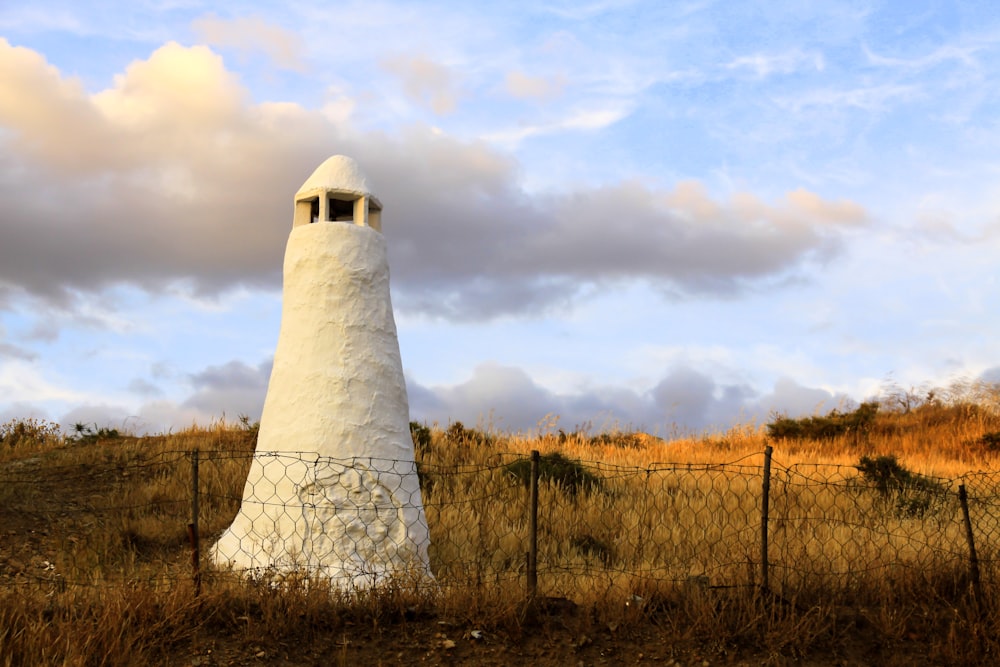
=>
[293,155,383,231]
[296,155,378,201]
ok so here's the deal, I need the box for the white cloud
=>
[0,39,867,324]
[0,402,52,425]
[0,360,90,404]
[504,70,566,100]
[0,342,37,361]
[541,0,639,21]
[482,105,632,146]
[181,359,271,418]
[0,6,84,34]
[380,54,461,114]
[41,358,273,434]
[724,50,825,78]
[407,362,848,434]
[863,42,986,72]
[192,14,306,71]
[776,83,921,114]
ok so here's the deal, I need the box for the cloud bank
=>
[0,39,866,322]
[43,354,849,436]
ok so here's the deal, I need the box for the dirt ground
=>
[176,613,933,667]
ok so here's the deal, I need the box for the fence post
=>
[760,445,773,595]
[187,449,201,597]
[526,450,539,604]
[958,484,983,605]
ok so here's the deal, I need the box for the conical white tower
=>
[211,156,433,588]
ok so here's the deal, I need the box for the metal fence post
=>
[188,449,201,597]
[527,450,539,603]
[761,445,773,595]
[958,484,983,605]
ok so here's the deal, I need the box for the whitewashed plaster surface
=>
[211,157,432,588]
[298,155,375,200]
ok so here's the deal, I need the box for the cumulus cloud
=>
[0,359,89,404]
[0,402,50,425]
[181,359,272,418]
[50,358,273,434]
[982,367,1000,384]
[751,377,849,418]
[407,363,844,434]
[192,14,305,71]
[0,40,866,323]
[504,70,566,100]
[59,404,134,432]
[0,342,37,361]
[12,354,851,436]
[127,377,163,397]
[380,54,460,114]
[0,39,320,306]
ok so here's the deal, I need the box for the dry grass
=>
[2,384,1000,664]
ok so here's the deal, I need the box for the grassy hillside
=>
[2,380,1000,665]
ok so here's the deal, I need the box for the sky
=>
[1,0,999,436]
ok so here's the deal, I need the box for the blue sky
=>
[1,0,998,435]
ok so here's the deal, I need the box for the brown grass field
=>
[2,380,1000,665]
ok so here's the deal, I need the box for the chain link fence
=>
[1,447,996,608]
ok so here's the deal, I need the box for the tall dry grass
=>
[1,382,1000,664]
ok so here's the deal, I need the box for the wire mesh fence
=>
[0,446,996,608]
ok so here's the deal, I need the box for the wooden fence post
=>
[187,449,201,597]
[761,445,773,595]
[958,484,983,606]
[527,450,539,604]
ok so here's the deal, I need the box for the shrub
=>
[409,421,432,453]
[69,423,124,444]
[505,452,602,496]
[855,454,945,518]
[443,421,493,447]
[766,402,878,441]
[585,432,647,449]
[0,418,62,449]
[971,431,1000,451]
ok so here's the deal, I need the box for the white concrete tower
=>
[211,155,433,588]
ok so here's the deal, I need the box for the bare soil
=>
[173,611,934,667]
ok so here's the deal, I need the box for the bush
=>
[583,431,647,449]
[443,421,494,447]
[409,421,432,453]
[0,418,62,449]
[971,431,1000,451]
[855,454,945,518]
[505,452,602,496]
[69,423,124,444]
[767,402,878,441]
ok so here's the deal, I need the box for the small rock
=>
[441,639,456,650]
